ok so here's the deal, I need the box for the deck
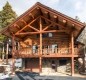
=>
[14,47,82,58]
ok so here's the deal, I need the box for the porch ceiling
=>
[1,2,85,41]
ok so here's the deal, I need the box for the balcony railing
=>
[14,47,80,57]
[42,48,71,55]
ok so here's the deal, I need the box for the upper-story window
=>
[51,44,58,53]
[42,33,48,38]
[48,33,53,37]
[36,33,53,38]
[36,34,39,38]
[32,45,38,54]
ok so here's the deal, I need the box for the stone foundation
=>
[42,58,71,73]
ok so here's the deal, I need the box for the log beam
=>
[43,11,50,24]
[39,6,84,27]
[13,24,20,29]
[41,16,70,34]
[10,5,38,26]
[15,25,29,35]
[20,19,27,25]
[29,25,39,32]
[15,30,68,35]
[43,23,53,31]
[41,16,65,29]
[29,13,34,19]
[15,16,40,35]
[42,30,68,33]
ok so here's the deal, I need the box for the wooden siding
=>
[14,32,82,58]
[19,32,69,48]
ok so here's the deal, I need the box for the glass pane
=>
[49,33,53,37]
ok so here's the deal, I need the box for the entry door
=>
[25,58,39,72]
[51,60,57,72]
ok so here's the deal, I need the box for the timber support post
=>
[2,43,5,62]
[71,32,74,76]
[12,35,15,74]
[39,17,42,72]
[6,42,9,64]
[39,57,42,72]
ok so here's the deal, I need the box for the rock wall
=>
[42,58,70,73]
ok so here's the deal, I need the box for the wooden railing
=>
[42,48,71,55]
[14,47,80,57]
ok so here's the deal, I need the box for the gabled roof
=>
[1,2,85,40]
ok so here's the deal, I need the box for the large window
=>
[48,33,53,37]
[32,45,38,54]
[51,44,58,53]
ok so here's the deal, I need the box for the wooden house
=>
[1,2,85,76]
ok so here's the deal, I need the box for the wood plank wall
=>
[20,32,70,49]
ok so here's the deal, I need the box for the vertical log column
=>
[6,42,9,64]
[12,35,15,74]
[18,42,20,50]
[18,42,20,57]
[39,17,42,72]
[71,32,74,76]
[2,43,5,62]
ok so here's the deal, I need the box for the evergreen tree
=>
[0,1,17,28]
[0,2,17,59]
[0,1,17,41]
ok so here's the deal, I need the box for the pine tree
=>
[0,1,17,41]
[0,1,17,28]
[0,1,17,59]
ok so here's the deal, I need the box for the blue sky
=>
[0,0,86,22]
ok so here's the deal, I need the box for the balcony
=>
[14,47,80,58]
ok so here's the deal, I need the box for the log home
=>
[1,2,85,76]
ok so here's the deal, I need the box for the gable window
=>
[42,33,48,38]
[48,33,53,37]
[36,33,53,38]
[36,34,39,38]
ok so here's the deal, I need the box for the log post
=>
[18,42,20,50]
[12,35,15,74]
[39,57,42,72]
[71,32,74,76]
[2,43,5,62]
[40,17,42,55]
[6,42,9,64]
[39,17,42,72]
